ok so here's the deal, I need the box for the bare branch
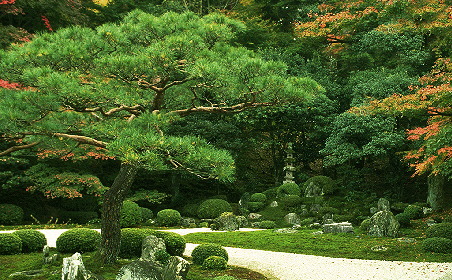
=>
[171,102,274,117]
[51,133,108,148]
[0,141,41,157]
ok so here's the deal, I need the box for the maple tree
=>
[0,11,322,264]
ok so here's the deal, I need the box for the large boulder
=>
[323,222,354,234]
[161,256,190,280]
[377,198,390,212]
[116,260,163,280]
[62,253,100,280]
[367,210,400,238]
[214,212,239,231]
[141,235,166,264]
[284,213,301,225]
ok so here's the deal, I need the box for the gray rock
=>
[310,204,322,214]
[43,245,58,264]
[274,228,298,234]
[270,201,278,207]
[180,217,196,227]
[371,245,388,252]
[311,231,323,235]
[62,253,88,280]
[423,207,433,216]
[304,181,323,197]
[248,213,262,220]
[161,256,190,280]
[367,210,400,238]
[116,260,163,280]
[236,215,249,227]
[9,270,45,278]
[323,222,354,234]
[426,218,437,227]
[215,212,239,231]
[284,213,301,225]
[141,235,166,264]
[377,198,390,212]
[397,237,416,243]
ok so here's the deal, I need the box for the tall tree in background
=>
[0,11,323,264]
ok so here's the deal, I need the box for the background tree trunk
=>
[100,162,139,265]
[427,174,452,211]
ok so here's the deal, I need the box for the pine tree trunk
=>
[427,175,452,211]
[100,162,139,265]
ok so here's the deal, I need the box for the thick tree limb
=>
[51,133,108,148]
[0,141,41,156]
[171,102,275,117]
[82,105,145,117]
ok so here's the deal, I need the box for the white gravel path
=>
[3,228,451,280]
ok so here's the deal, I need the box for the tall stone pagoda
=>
[283,142,296,184]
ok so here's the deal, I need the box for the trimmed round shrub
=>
[259,220,277,229]
[157,209,181,227]
[422,237,452,253]
[0,233,22,255]
[120,200,143,228]
[192,243,229,265]
[56,228,101,253]
[154,231,186,256]
[0,204,24,225]
[247,202,264,212]
[198,199,232,219]
[141,207,153,221]
[279,195,302,208]
[202,255,228,270]
[119,228,157,258]
[395,213,411,228]
[426,222,452,239]
[182,203,199,217]
[403,205,423,220]
[12,229,47,253]
[263,188,277,201]
[250,193,267,203]
[303,176,335,195]
[277,183,301,197]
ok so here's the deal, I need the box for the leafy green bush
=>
[56,228,101,253]
[120,200,143,228]
[360,219,371,231]
[198,199,232,219]
[395,213,411,228]
[154,231,186,256]
[422,237,452,253]
[259,220,277,229]
[157,209,181,227]
[199,221,209,228]
[403,205,423,220]
[250,193,267,203]
[141,207,153,221]
[426,223,452,239]
[247,202,264,212]
[318,206,340,215]
[192,243,229,265]
[0,233,22,255]
[279,195,302,208]
[303,176,335,195]
[155,249,171,265]
[119,228,156,258]
[277,183,301,197]
[263,187,277,201]
[202,255,228,270]
[12,229,47,253]
[182,203,199,217]
[0,204,24,225]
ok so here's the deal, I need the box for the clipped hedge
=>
[395,213,411,228]
[425,223,452,240]
[250,193,267,203]
[198,199,232,219]
[403,205,423,220]
[120,200,143,228]
[277,183,301,197]
[192,243,228,265]
[259,220,277,229]
[0,233,22,255]
[279,195,302,208]
[154,231,186,256]
[202,256,228,270]
[56,228,101,253]
[12,229,47,253]
[0,204,24,225]
[157,209,181,227]
[422,237,452,253]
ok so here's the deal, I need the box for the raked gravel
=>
[2,228,451,280]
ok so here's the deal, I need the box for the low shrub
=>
[182,203,199,217]
[425,223,452,239]
[119,228,156,258]
[0,233,22,255]
[279,195,302,208]
[198,199,232,219]
[247,202,264,212]
[300,218,315,226]
[192,243,228,265]
[141,207,153,221]
[395,213,411,228]
[157,209,181,227]
[199,221,209,228]
[262,188,277,201]
[403,205,423,220]
[236,216,249,228]
[0,204,24,225]
[259,220,277,229]
[277,183,301,197]
[250,193,267,203]
[12,229,47,253]
[422,237,452,253]
[318,206,340,215]
[56,228,101,253]
[120,200,143,228]
[202,256,228,270]
[154,231,186,256]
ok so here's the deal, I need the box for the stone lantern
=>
[283,142,296,184]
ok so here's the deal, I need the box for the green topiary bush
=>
[0,204,24,225]
[119,228,157,258]
[395,213,411,228]
[120,200,143,228]
[198,199,232,219]
[422,237,452,253]
[157,209,181,227]
[250,193,267,203]
[259,220,277,229]
[303,176,335,195]
[12,229,47,253]
[403,205,423,220]
[0,233,22,255]
[279,195,302,208]
[247,202,264,212]
[141,207,153,221]
[277,183,301,197]
[425,223,452,239]
[154,231,186,256]
[192,243,229,265]
[56,228,101,253]
[202,255,228,270]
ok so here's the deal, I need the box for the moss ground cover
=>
[184,229,452,263]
